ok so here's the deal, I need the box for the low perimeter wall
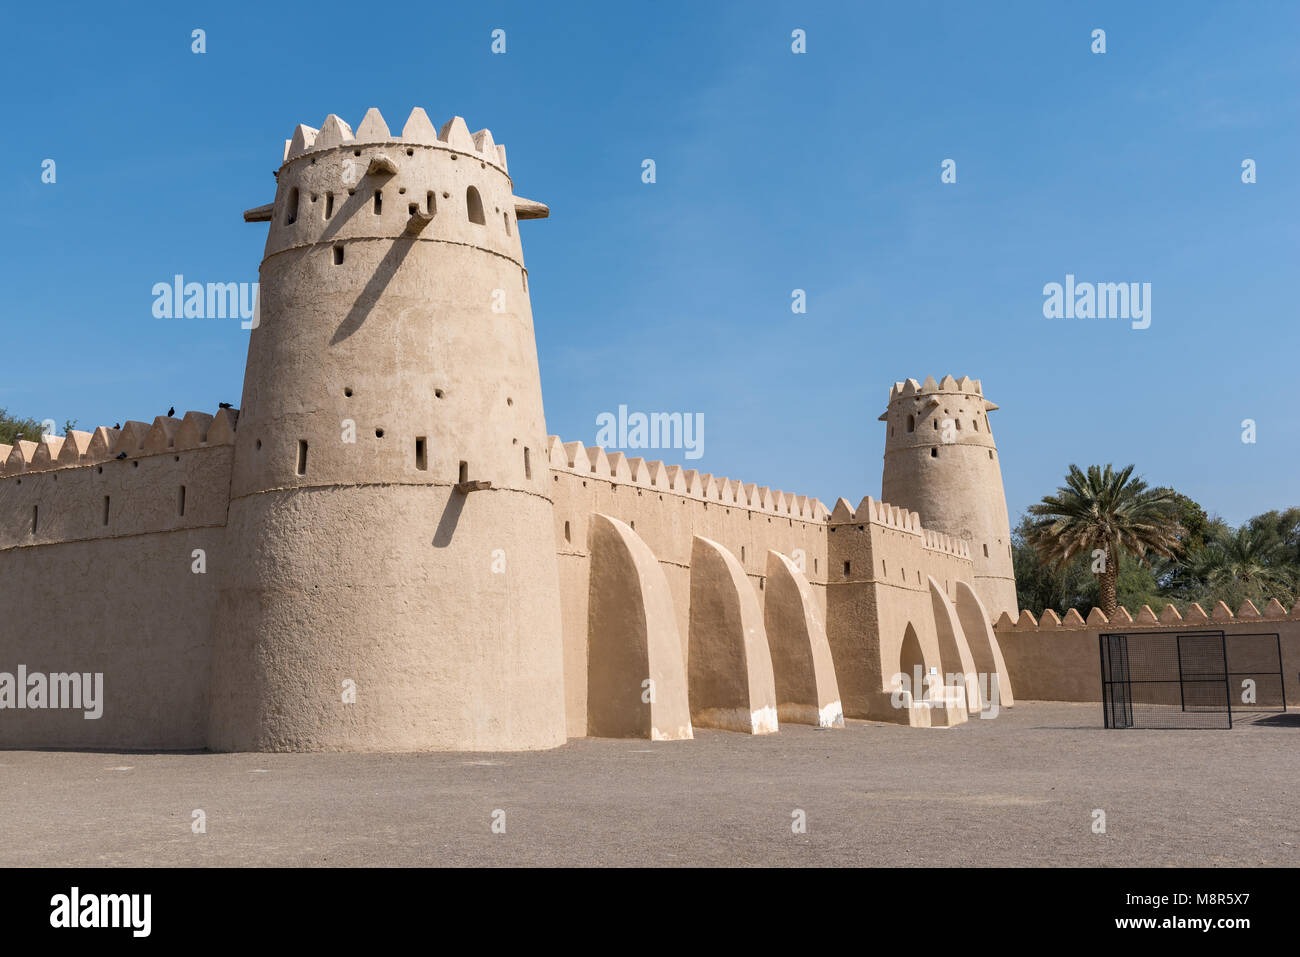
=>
[996,600,1300,705]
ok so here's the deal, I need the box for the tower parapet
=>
[879,375,1017,620]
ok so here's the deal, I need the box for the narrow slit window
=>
[503,211,512,235]
[843,561,851,576]
[564,521,571,543]
[931,447,938,457]
[31,505,38,534]
[324,192,335,219]
[906,414,915,433]
[296,440,308,476]
[333,245,344,265]
[286,187,299,225]
[178,485,187,516]
[458,461,468,484]
[523,447,531,479]
[466,186,485,224]
[426,191,436,216]
[373,190,382,214]
[983,543,989,557]
[415,437,427,471]
[103,496,110,525]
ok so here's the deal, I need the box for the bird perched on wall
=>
[115,452,127,460]
[218,402,233,409]
[113,423,121,430]
[167,406,175,417]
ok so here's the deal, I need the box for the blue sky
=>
[2,1,1296,526]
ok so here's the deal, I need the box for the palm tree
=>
[1026,464,1183,616]
[1188,525,1297,609]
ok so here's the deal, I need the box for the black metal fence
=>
[1099,629,1286,729]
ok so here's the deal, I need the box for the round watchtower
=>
[208,107,566,751]
[879,375,1017,620]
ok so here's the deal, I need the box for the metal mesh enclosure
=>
[1100,630,1286,729]
[1226,632,1288,713]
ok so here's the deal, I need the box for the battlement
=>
[280,107,510,178]
[1,407,237,477]
[546,435,830,523]
[887,375,990,402]
[994,598,1300,632]
[826,495,972,558]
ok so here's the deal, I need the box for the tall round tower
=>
[208,107,566,751]
[879,375,1017,620]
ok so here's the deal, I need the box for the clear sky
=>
[2,1,1296,526]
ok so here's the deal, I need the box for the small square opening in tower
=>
[843,561,851,576]
[333,245,344,265]
[931,447,938,457]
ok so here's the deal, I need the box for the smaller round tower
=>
[879,375,1017,620]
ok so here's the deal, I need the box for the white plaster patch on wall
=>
[819,700,844,728]
[750,705,779,734]
[651,723,693,741]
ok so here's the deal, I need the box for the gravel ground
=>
[1,702,1296,867]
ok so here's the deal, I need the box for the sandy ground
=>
[1,702,1296,867]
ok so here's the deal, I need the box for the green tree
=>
[1188,524,1297,610]
[1025,464,1183,617]
[0,409,46,447]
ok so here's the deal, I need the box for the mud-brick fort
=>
[3,107,1294,753]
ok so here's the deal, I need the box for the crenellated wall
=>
[543,435,1000,733]
[996,600,1300,704]
[546,436,833,733]
[0,407,237,749]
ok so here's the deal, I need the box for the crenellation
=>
[30,436,63,470]
[142,416,183,454]
[111,421,151,458]
[57,430,93,467]
[5,440,37,474]
[175,411,215,450]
